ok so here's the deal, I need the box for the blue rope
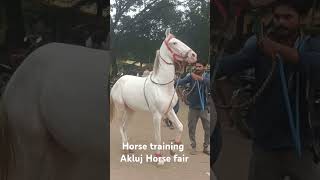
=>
[197,80,205,111]
[276,35,310,157]
[175,76,180,89]
[278,55,301,157]
[294,36,308,156]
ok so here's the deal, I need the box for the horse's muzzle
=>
[186,50,197,64]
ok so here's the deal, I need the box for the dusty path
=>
[110,103,210,180]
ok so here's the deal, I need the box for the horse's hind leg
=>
[119,108,134,153]
[9,134,48,180]
[7,108,49,180]
[119,110,127,144]
[44,137,108,180]
[113,102,132,153]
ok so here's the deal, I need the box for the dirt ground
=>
[110,103,210,180]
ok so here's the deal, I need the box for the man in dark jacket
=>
[178,61,210,155]
[214,0,320,179]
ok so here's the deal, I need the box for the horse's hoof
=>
[154,153,165,166]
[122,150,128,154]
[157,160,165,166]
[122,149,134,154]
[170,150,176,156]
[169,140,181,156]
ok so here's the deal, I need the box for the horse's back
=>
[111,75,149,111]
[4,43,110,158]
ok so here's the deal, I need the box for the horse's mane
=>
[152,50,160,74]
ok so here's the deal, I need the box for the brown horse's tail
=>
[0,100,13,180]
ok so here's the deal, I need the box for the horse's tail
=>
[0,100,14,180]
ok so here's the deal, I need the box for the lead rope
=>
[150,72,175,85]
[196,78,205,112]
[164,72,182,115]
[278,54,301,157]
[277,35,309,157]
[143,70,183,114]
[213,11,277,109]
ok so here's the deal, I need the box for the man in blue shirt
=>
[214,0,320,179]
[178,61,210,155]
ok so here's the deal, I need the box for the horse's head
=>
[161,28,197,65]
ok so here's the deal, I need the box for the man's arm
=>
[190,73,210,85]
[297,36,320,67]
[258,37,299,63]
[176,74,192,86]
[260,36,320,66]
[215,35,258,79]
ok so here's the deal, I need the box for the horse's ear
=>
[165,28,171,37]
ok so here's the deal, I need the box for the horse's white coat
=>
[1,43,110,180]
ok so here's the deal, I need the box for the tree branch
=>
[115,0,159,35]
[113,0,136,26]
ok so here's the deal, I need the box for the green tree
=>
[111,0,210,72]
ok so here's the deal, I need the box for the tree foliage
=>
[111,0,210,65]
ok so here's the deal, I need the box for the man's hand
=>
[191,73,203,81]
[258,37,300,64]
[258,37,281,60]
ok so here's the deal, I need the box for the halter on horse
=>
[110,28,197,165]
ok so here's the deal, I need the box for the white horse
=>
[0,43,110,180]
[110,28,197,164]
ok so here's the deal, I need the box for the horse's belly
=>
[121,76,149,111]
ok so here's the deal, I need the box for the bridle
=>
[163,34,192,62]
[148,34,192,85]
[159,34,192,71]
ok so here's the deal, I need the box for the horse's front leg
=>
[167,109,183,143]
[152,113,165,165]
[166,109,183,155]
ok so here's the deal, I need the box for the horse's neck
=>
[152,46,175,87]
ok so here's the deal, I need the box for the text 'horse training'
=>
[110,28,197,165]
